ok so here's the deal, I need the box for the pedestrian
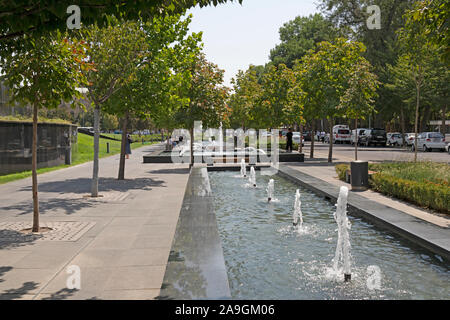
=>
[125,134,132,159]
[286,128,293,152]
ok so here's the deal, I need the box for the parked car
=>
[302,131,313,141]
[359,128,387,147]
[292,132,305,146]
[332,125,352,144]
[404,133,415,147]
[412,132,446,152]
[387,132,403,146]
[351,128,368,145]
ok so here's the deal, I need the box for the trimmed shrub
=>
[370,173,450,214]
[335,164,349,181]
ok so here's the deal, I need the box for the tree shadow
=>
[0,281,39,300]
[0,266,13,283]
[18,177,166,194]
[41,288,78,300]
[0,229,42,250]
[148,168,190,175]
[0,197,98,216]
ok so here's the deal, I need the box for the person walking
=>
[125,134,132,159]
[286,128,293,152]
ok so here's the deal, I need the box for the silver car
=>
[414,132,446,152]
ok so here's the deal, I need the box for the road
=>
[300,141,450,163]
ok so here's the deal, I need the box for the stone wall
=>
[0,121,77,175]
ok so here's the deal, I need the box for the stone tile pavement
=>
[0,143,190,300]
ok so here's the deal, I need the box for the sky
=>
[186,0,321,87]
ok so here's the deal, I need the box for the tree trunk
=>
[31,102,39,232]
[442,105,447,135]
[414,84,420,162]
[190,127,194,169]
[328,118,334,163]
[400,107,406,147]
[118,111,128,180]
[91,104,101,197]
[309,121,315,159]
[354,117,358,161]
[299,124,303,153]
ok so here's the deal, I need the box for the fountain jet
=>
[292,189,303,227]
[249,166,256,187]
[332,186,352,282]
[266,179,274,202]
[240,159,247,178]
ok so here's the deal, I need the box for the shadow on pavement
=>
[0,229,42,250]
[19,177,166,194]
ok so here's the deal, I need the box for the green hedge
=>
[370,173,450,214]
[335,164,349,181]
[335,163,449,214]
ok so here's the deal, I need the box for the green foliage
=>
[0,0,243,41]
[173,53,229,130]
[230,63,301,129]
[294,38,371,121]
[335,164,349,181]
[369,161,449,185]
[408,0,449,63]
[270,13,340,68]
[335,161,450,213]
[370,172,450,214]
[0,31,89,111]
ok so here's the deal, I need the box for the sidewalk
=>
[0,143,190,300]
[285,163,450,228]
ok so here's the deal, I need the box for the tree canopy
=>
[0,0,243,40]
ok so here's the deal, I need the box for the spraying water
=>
[240,159,247,178]
[292,189,303,227]
[249,166,256,187]
[266,179,274,202]
[332,186,352,282]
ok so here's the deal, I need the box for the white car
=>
[387,132,403,146]
[292,132,305,146]
[404,133,416,147]
[413,132,446,152]
[332,125,352,144]
[351,128,368,145]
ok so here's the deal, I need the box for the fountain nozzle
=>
[344,274,351,282]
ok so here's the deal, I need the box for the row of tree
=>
[228,0,449,163]
[0,3,232,232]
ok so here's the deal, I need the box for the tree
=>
[254,64,297,129]
[0,0,243,40]
[270,13,340,68]
[320,0,415,128]
[229,66,262,129]
[105,14,202,179]
[296,38,369,162]
[408,0,449,64]
[398,6,439,161]
[80,16,148,195]
[173,53,229,166]
[338,59,379,160]
[0,31,89,232]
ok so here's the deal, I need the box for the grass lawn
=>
[103,133,162,143]
[369,162,449,186]
[0,133,157,185]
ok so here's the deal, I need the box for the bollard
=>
[106,142,110,154]
[350,161,369,191]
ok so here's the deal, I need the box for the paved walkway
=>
[286,163,450,228]
[0,143,190,300]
